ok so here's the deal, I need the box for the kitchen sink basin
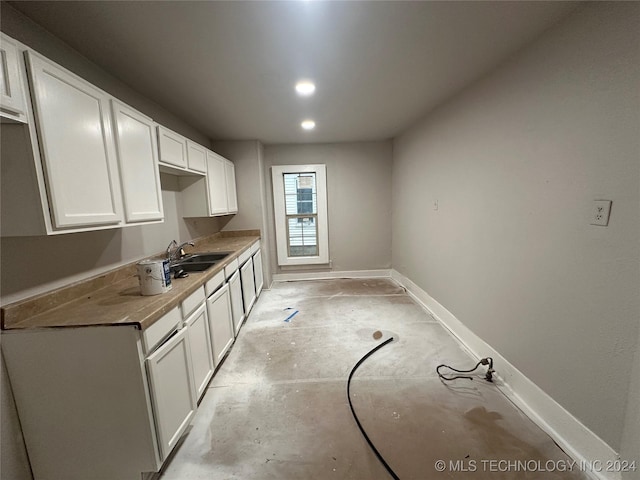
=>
[170,252,232,273]
[179,252,230,263]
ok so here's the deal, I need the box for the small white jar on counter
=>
[137,259,172,295]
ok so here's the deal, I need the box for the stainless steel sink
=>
[171,252,232,273]
[179,253,230,263]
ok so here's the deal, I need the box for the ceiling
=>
[11,1,579,145]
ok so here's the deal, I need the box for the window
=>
[272,165,329,266]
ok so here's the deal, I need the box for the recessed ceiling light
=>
[295,81,316,96]
[301,120,316,130]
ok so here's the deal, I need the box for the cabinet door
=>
[111,100,164,223]
[0,33,26,119]
[186,140,207,173]
[207,283,234,367]
[225,159,238,214]
[228,270,245,336]
[157,126,187,169]
[185,302,214,401]
[206,151,228,216]
[253,250,264,297]
[146,326,196,462]
[26,51,123,228]
[240,258,257,314]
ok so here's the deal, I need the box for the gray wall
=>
[0,6,221,480]
[392,1,639,452]
[264,142,393,275]
[212,140,273,288]
[0,3,210,146]
[0,356,31,480]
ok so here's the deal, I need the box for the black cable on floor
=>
[347,337,400,480]
[436,357,494,382]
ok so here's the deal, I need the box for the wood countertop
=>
[1,232,260,331]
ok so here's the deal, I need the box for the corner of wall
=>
[390,269,622,480]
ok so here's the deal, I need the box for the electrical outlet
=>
[590,200,612,226]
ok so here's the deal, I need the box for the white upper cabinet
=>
[186,140,207,174]
[157,125,209,176]
[180,150,239,218]
[111,100,164,223]
[225,159,238,214]
[1,38,169,236]
[206,150,229,216]
[0,33,27,122]
[26,51,124,229]
[157,125,187,169]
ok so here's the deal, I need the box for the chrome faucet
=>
[166,240,178,260]
[166,240,195,262]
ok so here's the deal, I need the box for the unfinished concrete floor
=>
[158,278,586,480]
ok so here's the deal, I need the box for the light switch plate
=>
[591,200,612,226]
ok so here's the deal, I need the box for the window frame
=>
[271,164,329,266]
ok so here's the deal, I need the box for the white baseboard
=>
[390,269,621,480]
[272,269,391,283]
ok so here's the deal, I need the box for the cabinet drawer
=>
[204,270,225,297]
[238,248,251,266]
[224,257,239,279]
[143,306,181,354]
[181,286,206,318]
[250,240,260,254]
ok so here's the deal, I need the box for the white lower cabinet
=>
[145,326,197,462]
[184,302,215,401]
[253,249,264,297]
[1,243,263,480]
[207,283,235,367]
[240,257,257,314]
[228,269,245,336]
[2,327,162,480]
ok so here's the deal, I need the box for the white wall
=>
[264,142,393,275]
[392,1,639,453]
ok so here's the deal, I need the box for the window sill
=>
[279,262,332,271]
